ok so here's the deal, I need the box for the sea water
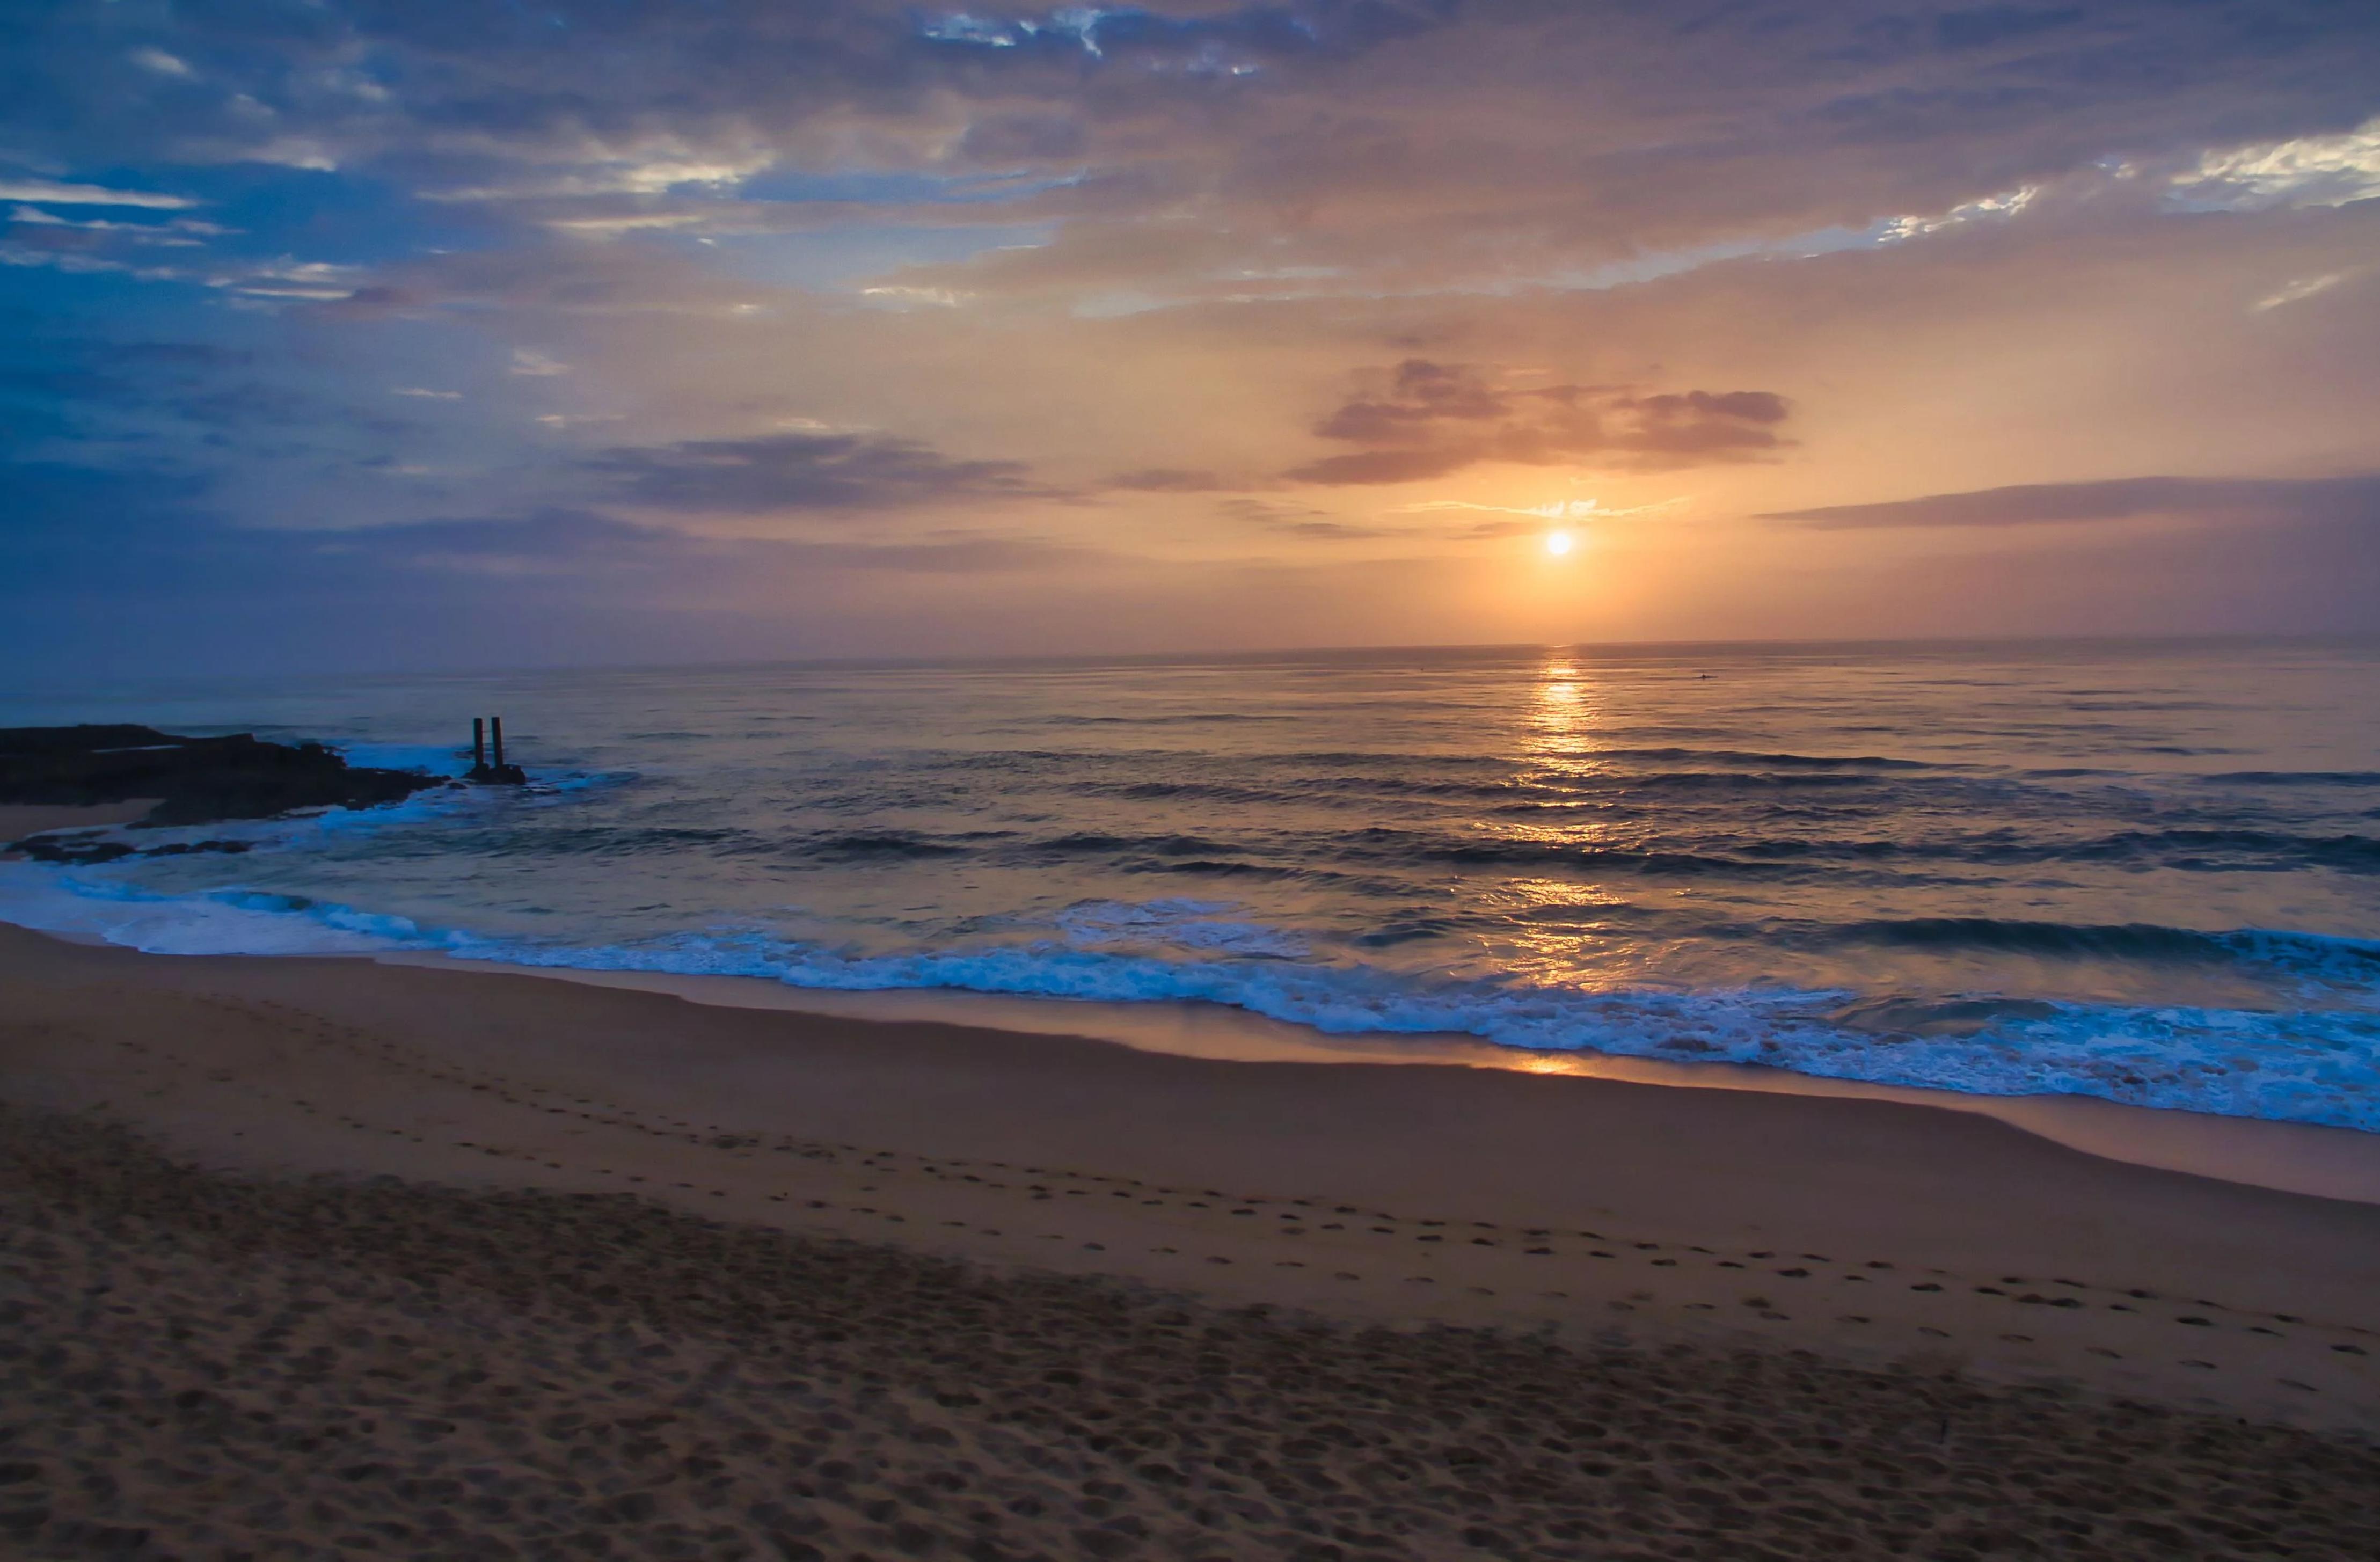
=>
[3,640,2377,1130]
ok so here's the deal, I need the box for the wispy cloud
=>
[1107,468,1237,493]
[0,179,197,210]
[2251,272,2350,313]
[2182,115,2380,209]
[586,430,1058,512]
[1397,497,1683,521]
[1762,475,2380,529]
[130,47,195,78]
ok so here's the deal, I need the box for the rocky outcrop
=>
[0,725,450,830]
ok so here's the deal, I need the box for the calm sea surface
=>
[5,640,2378,1129]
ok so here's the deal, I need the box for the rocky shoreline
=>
[0,725,449,850]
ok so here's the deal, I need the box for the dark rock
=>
[14,834,259,866]
[12,836,137,866]
[0,724,449,830]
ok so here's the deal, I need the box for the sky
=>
[2,0,2378,677]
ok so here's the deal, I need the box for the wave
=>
[1824,917,2380,977]
[1578,770,1894,792]
[2055,828,2380,872]
[798,830,976,860]
[1032,832,1249,858]
[7,866,2376,1132]
[2195,771,2380,787]
[1588,747,1938,770]
[385,812,2380,885]
[1043,712,1294,726]
[332,741,474,778]
[0,867,421,957]
[1080,781,1312,805]
[1366,826,2380,879]
[1833,917,2239,961]
[1410,838,1899,879]
[1122,858,1299,879]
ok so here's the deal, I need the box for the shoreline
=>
[378,952,2380,1208]
[5,797,2376,1206]
[7,855,2376,1208]
[5,923,2377,1442]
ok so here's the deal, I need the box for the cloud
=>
[9,0,2372,307]
[2182,115,2380,210]
[1211,496,1389,538]
[1287,360,1790,485]
[1286,447,1474,486]
[130,48,195,79]
[1761,474,2380,528]
[2251,272,2349,312]
[0,464,1095,597]
[585,429,1056,512]
[315,285,432,319]
[1106,466,1235,492]
[0,179,198,210]
[0,459,1116,680]
[311,508,1087,576]
[0,330,395,468]
[1265,517,1397,540]
[5,206,228,245]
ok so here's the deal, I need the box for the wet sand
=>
[0,800,160,845]
[5,923,2380,1558]
[441,959,2380,1207]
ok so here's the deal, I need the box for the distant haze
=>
[3,2,2378,676]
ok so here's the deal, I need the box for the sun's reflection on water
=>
[1524,654,1608,766]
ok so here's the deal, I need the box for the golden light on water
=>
[1528,656,1600,760]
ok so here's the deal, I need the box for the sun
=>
[1544,531,1575,556]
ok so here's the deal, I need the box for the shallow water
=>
[4,639,2378,1129]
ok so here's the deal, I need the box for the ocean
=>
[5,639,2378,1131]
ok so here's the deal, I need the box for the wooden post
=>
[491,716,506,770]
[472,718,486,771]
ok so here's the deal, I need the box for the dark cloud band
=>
[1762,475,2380,528]
[1288,360,1791,485]
[585,430,1055,512]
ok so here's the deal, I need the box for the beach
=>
[6,921,2379,1559]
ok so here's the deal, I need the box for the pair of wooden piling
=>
[468,718,527,785]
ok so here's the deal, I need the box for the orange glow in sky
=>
[8,3,2378,673]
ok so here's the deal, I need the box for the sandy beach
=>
[5,922,2379,1558]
